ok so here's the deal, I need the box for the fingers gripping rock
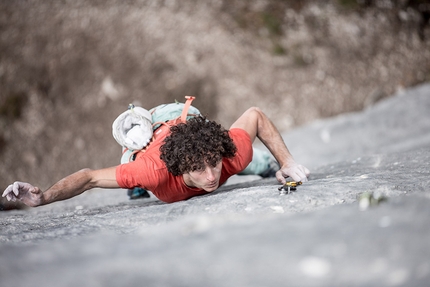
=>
[277,163,310,183]
[2,181,36,201]
[2,184,15,201]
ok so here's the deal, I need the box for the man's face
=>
[184,161,223,192]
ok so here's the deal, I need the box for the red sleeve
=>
[226,128,253,173]
[115,158,160,190]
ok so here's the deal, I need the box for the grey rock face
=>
[1,83,430,286]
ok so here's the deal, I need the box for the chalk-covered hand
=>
[276,160,310,184]
[2,181,43,207]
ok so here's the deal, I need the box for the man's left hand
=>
[276,161,310,183]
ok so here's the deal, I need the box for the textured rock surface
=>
[1,83,429,286]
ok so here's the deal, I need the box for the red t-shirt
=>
[116,127,253,203]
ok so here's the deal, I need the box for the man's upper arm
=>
[90,166,120,188]
[229,107,260,142]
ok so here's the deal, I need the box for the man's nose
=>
[206,167,216,181]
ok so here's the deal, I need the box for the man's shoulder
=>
[134,150,165,170]
[226,128,253,169]
[229,128,250,139]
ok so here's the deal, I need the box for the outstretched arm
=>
[230,107,309,183]
[2,166,119,207]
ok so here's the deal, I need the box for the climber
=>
[2,99,309,206]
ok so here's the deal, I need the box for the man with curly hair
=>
[2,107,310,207]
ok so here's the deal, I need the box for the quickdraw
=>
[278,181,302,195]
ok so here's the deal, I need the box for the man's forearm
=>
[3,166,119,207]
[41,168,94,205]
[254,109,295,167]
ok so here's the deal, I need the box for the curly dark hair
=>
[159,116,237,176]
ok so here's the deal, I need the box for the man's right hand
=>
[2,182,44,207]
